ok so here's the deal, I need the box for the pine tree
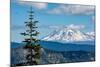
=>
[20,7,41,65]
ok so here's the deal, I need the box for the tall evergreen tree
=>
[20,7,41,65]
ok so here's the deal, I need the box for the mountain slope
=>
[11,43,95,65]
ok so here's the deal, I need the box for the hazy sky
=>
[11,0,95,42]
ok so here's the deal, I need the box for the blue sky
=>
[11,0,95,42]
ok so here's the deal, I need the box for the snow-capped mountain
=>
[43,26,95,42]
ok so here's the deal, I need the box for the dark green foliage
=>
[20,7,41,65]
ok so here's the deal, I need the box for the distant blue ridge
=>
[11,40,95,52]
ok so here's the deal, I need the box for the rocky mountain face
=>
[11,45,95,65]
